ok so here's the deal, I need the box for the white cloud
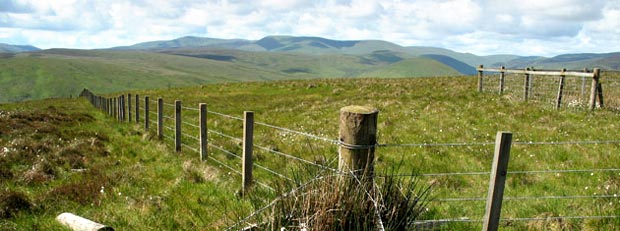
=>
[0,0,618,56]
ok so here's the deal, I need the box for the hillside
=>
[0,43,40,53]
[0,48,461,103]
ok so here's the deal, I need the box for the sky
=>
[0,0,619,57]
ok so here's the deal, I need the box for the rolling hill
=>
[0,43,40,53]
[0,47,463,103]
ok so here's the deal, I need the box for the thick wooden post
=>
[128,93,132,122]
[175,100,182,152]
[589,68,600,110]
[482,132,512,231]
[478,65,484,92]
[499,66,505,95]
[157,98,163,140]
[524,68,530,101]
[199,103,208,161]
[242,111,254,193]
[144,96,150,131]
[135,94,139,123]
[338,106,379,177]
[556,69,566,109]
[122,95,127,121]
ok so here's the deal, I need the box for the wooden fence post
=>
[499,66,505,95]
[135,94,139,123]
[590,68,600,110]
[524,68,530,101]
[114,97,118,120]
[556,68,566,109]
[242,111,254,193]
[338,105,379,178]
[478,65,484,92]
[128,93,132,122]
[595,68,604,108]
[482,131,512,231]
[199,103,208,161]
[157,98,163,140]
[175,100,182,152]
[144,96,150,131]
[122,95,127,122]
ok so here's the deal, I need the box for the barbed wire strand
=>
[377,142,494,148]
[164,126,174,132]
[208,156,241,176]
[208,130,242,142]
[209,144,241,159]
[254,163,294,182]
[502,215,620,222]
[513,140,620,145]
[509,168,620,174]
[182,132,200,142]
[181,106,199,111]
[254,144,339,173]
[434,194,620,202]
[163,102,175,107]
[207,110,243,121]
[162,134,174,142]
[182,121,200,129]
[163,115,174,120]
[181,143,199,153]
[254,121,338,144]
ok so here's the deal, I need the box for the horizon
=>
[1,0,619,57]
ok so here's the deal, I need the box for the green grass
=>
[2,76,620,230]
[0,98,252,230]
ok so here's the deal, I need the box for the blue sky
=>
[0,0,619,56]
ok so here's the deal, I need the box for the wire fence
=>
[81,89,620,230]
[479,68,620,110]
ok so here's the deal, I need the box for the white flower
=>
[100,186,105,194]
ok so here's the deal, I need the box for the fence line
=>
[80,89,620,230]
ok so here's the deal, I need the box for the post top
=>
[341,105,378,114]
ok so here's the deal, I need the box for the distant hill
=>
[420,54,477,75]
[112,35,619,71]
[0,47,463,103]
[0,43,40,53]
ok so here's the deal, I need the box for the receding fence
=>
[79,89,620,230]
[476,66,615,110]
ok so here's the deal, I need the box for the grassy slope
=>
[0,49,460,103]
[361,58,462,77]
[0,98,250,230]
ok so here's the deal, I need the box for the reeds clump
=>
[262,170,432,231]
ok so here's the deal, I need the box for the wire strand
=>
[181,106,199,111]
[182,133,200,142]
[181,143,199,153]
[254,121,338,144]
[208,130,242,142]
[254,144,339,172]
[254,163,294,182]
[208,156,241,176]
[207,110,243,121]
[209,143,241,159]
[182,121,200,129]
